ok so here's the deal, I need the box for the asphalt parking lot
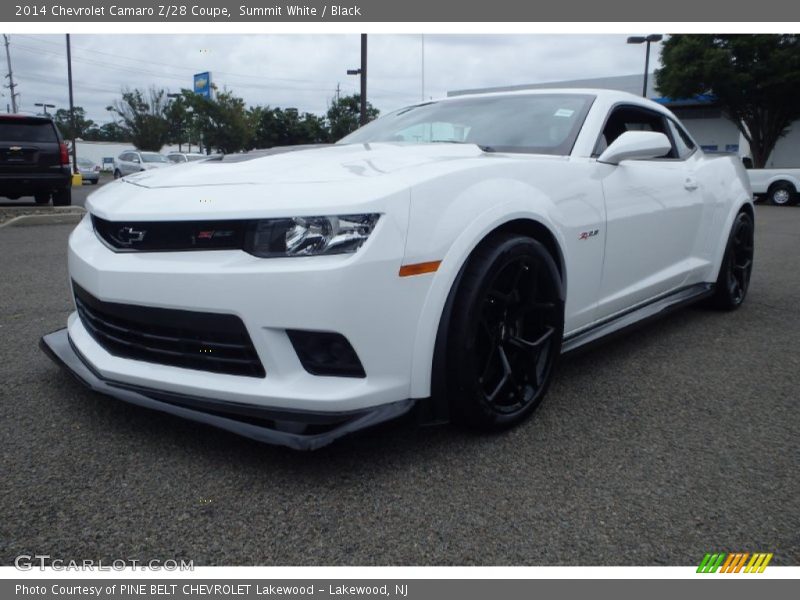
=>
[0,178,102,210]
[1,205,798,566]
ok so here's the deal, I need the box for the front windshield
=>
[141,153,168,163]
[339,93,594,155]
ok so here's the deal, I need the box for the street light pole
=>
[421,34,425,102]
[627,34,663,98]
[166,92,182,152]
[66,34,78,175]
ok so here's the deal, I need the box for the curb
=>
[0,211,85,229]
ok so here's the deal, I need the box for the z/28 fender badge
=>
[579,229,600,240]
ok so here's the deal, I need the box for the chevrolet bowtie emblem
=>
[116,227,146,245]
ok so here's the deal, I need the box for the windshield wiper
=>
[429,140,495,152]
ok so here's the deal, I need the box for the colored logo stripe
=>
[745,553,773,573]
[697,553,726,573]
[697,552,773,573]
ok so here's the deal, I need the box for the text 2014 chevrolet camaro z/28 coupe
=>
[41,89,754,450]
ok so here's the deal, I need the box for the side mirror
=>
[131,156,140,163]
[598,131,672,165]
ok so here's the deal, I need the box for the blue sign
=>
[193,72,212,98]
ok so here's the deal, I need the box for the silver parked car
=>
[113,150,169,178]
[76,157,100,185]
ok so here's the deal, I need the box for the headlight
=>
[246,214,380,258]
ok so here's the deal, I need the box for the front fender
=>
[405,182,565,399]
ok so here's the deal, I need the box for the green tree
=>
[326,94,379,142]
[107,87,171,151]
[251,106,330,148]
[164,94,192,149]
[185,89,251,154]
[656,34,800,168]
[53,106,94,140]
[84,121,129,143]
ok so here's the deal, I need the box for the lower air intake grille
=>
[72,283,265,378]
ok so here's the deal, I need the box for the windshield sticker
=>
[554,108,575,118]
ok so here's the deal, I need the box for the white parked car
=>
[746,166,800,205]
[41,89,754,450]
[113,150,170,178]
[166,152,207,164]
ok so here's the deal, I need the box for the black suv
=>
[0,114,72,206]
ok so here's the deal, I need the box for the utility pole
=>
[346,34,369,126]
[335,82,341,103]
[66,34,78,174]
[3,34,19,113]
[359,34,367,126]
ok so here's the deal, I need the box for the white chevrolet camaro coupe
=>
[41,89,754,450]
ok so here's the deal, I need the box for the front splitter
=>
[40,328,415,451]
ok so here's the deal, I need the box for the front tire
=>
[113,170,122,179]
[710,212,754,310]
[442,233,564,430]
[768,182,796,206]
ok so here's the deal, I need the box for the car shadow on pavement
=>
[44,301,715,472]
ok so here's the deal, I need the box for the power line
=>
[12,42,348,94]
[19,36,330,85]
[15,36,412,99]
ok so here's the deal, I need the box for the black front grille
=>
[92,215,250,252]
[73,283,265,378]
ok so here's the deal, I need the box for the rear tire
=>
[768,182,796,206]
[34,193,50,205]
[52,188,71,207]
[441,233,564,430]
[709,212,754,310]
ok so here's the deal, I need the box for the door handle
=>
[684,177,699,191]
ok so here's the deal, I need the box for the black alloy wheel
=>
[443,233,564,430]
[710,211,754,310]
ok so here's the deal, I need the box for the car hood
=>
[118,143,489,188]
[86,143,563,221]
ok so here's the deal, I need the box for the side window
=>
[131,153,141,163]
[118,153,130,162]
[595,105,677,159]
[667,119,696,159]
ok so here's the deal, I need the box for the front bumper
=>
[66,205,429,414]
[40,329,416,450]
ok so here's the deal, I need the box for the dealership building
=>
[449,73,800,168]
